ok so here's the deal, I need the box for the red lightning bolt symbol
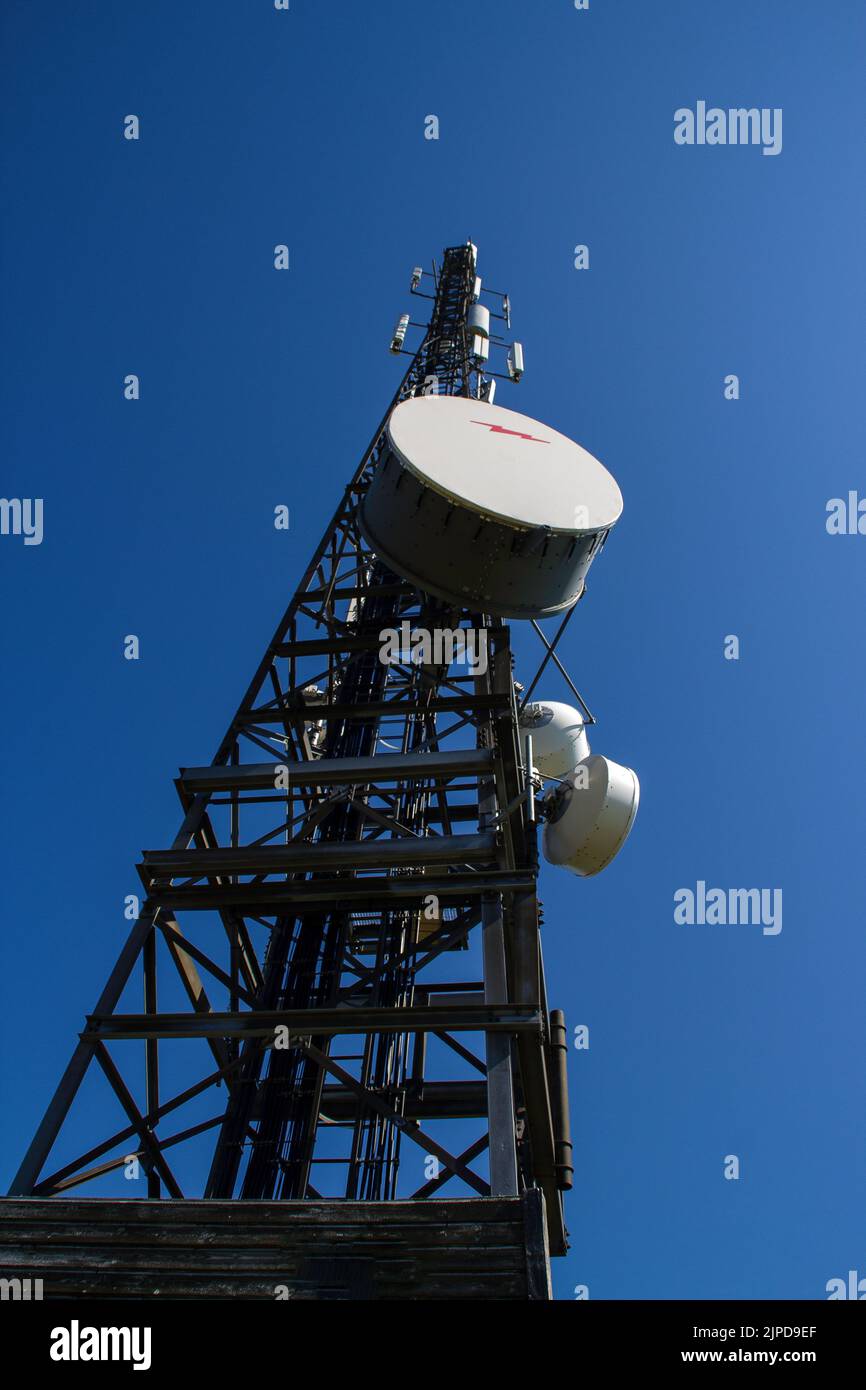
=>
[470,420,549,444]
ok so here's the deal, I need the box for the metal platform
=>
[0,1193,551,1301]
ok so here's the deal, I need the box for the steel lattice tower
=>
[6,243,577,1298]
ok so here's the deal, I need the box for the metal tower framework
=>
[11,243,571,1259]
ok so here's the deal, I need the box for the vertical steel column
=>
[481,879,519,1196]
[479,627,519,1197]
[143,926,159,1198]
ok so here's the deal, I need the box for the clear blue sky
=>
[1,0,864,1300]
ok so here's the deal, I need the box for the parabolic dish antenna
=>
[359,395,623,618]
[542,755,640,877]
[519,700,590,778]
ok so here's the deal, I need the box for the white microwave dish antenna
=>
[359,395,623,618]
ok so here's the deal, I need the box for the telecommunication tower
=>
[4,243,638,1300]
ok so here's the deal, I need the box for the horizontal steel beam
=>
[141,833,497,880]
[84,1003,543,1041]
[146,870,534,911]
[178,748,495,793]
[234,694,509,724]
[317,1080,487,1121]
[275,629,493,659]
[275,634,397,657]
[301,581,415,603]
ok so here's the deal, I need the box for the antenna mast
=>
[4,242,638,1300]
